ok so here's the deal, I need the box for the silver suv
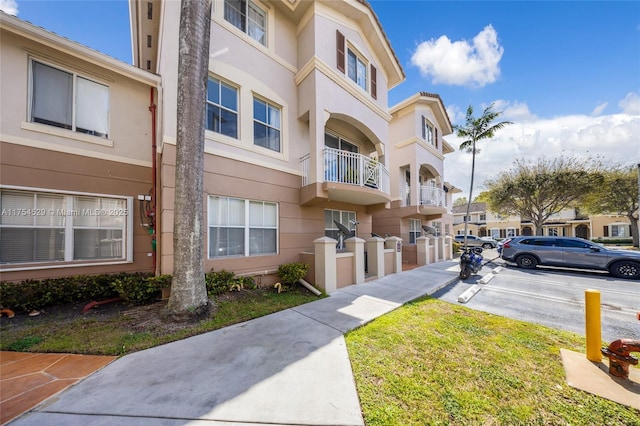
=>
[454,235,497,249]
[501,236,640,279]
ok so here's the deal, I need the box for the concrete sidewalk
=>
[9,259,460,426]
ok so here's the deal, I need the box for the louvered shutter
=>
[370,64,377,99]
[336,30,345,73]
[603,226,609,237]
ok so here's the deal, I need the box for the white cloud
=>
[410,25,504,87]
[619,92,640,114]
[0,0,18,15]
[590,102,608,116]
[445,93,640,200]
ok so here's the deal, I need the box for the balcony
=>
[400,185,447,216]
[300,148,390,206]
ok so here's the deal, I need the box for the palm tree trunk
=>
[463,142,476,246]
[169,0,212,317]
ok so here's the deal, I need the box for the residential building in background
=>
[452,202,632,241]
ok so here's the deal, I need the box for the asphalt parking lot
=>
[434,249,640,343]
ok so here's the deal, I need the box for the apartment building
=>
[452,203,632,241]
[129,0,455,284]
[1,1,457,286]
[0,12,161,281]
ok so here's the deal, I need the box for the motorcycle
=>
[459,246,484,280]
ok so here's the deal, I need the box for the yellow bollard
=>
[585,289,602,362]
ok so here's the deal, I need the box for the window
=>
[224,0,266,46]
[547,227,559,237]
[409,219,421,244]
[506,228,517,238]
[206,77,238,138]
[0,189,130,265]
[347,48,367,90]
[208,196,277,258]
[433,222,442,237]
[610,224,629,237]
[30,60,109,138]
[253,97,281,152]
[325,209,355,243]
[479,213,486,221]
[422,116,434,146]
[490,228,500,239]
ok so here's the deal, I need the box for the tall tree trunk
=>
[463,142,476,245]
[629,214,639,248]
[168,0,212,317]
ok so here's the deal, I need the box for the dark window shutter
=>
[603,226,609,237]
[336,30,345,73]
[370,64,377,99]
[435,127,438,148]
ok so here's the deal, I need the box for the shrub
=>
[0,272,148,312]
[204,269,256,297]
[277,262,309,286]
[112,273,162,305]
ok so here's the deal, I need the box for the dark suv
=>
[501,236,640,279]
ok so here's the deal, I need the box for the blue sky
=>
[3,0,639,200]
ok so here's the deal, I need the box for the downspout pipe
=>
[149,87,157,273]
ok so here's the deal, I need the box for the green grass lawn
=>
[0,288,321,355]
[345,297,640,425]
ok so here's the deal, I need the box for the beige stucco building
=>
[0,12,161,281]
[2,1,456,288]
[452,203,632,241]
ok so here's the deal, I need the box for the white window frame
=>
[506,227,517,238]
[347,47,368,91]
[223,0,267,46]
[490,228,500,239]
[253,96,281,152]
[0,186,132,269]
[208,196,278,258]
[206,76,239,139]
[610,223,629,237]
[324,209,356,248]
[29,58,110,139]
[422,116,434,146]
[409,218,421,244]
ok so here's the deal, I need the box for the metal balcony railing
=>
[420,185,445,206]
[301,148,390,193]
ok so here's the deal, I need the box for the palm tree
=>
[455,104,512,246]
[169,0,212,318]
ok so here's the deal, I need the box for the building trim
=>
[0,136,152,168]
[1,12,161,87]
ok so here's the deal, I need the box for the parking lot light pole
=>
[585,289,602,362]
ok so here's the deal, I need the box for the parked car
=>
[454,235,497,249]
[500,236,640,279]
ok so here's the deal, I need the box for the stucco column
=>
[416,236,430,266]
[366,236,385,279]
[314,236,337,294]
[345,236,365,284]
[385,236,403,273]
[428,236,438,263]
[444,236,453,260]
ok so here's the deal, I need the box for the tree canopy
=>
[582,164,639,247]
[485,156,603,236]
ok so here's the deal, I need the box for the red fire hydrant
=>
[601,339,640,379]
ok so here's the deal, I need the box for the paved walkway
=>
[5,259,460,425]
